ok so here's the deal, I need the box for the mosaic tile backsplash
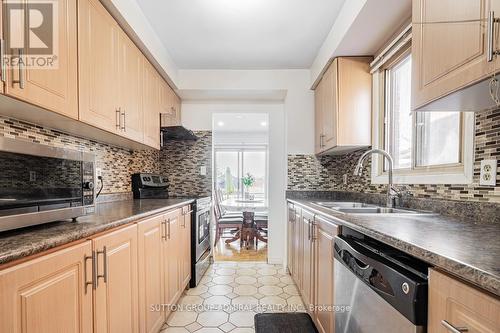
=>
[0,116,159,194]
[288,109,500,203]
[160,131,212,197]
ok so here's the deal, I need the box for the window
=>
[372,42,474,184]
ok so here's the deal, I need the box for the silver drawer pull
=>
[441,320,469,333]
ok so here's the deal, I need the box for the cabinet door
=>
[160,84,181,127]
[179,206,192,289]
[322,60,338,151]
[314,78,324,154]
[137,216,165,333]
[314,217,338,333]
[0,241,93,333]
[4,0,78,119]
[163,209,181,307]
[300,211,314,310]
[428,269,500,333]
[173,93,182,126]
[78,0,120,133]
[93,224,139,333]
[292,207,302,288]
[287,204,295,274]
[118,32,143,142]
[412,0,500,109]
[142,61,160,149]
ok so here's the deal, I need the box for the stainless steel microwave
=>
[0,137,95,232]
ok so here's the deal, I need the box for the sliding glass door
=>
[214,147,267,201]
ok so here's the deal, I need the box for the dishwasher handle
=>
[334,235,428,326]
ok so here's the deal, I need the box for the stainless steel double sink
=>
[312,201,433,215]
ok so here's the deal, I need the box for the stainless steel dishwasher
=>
[334,228,428,333]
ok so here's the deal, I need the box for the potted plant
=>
[242,173,255,200]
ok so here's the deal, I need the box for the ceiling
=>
[136,0,346,69]
[213,113,269,133]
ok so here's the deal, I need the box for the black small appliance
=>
[131,173,169,199]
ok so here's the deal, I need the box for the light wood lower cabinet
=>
[287,204,339,333]
[314,216,338,333]
[163,208,182,308]
[138,215,165,333]
[180,206,192,289]
[428,269,500,333]
[0,241,93,333]
[300,210,315,311]
[93,224,139,333]
[0,205,192,333]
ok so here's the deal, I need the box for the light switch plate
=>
[96,168,102,178]
[479,160,497,186]
[200,166,207,176]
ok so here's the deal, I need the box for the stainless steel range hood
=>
[414,76,500,112]
[160,126,198,142]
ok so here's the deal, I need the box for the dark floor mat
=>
[254,313,318,333]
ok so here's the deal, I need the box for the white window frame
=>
[371,44,475,185]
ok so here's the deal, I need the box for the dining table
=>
[220,198,268,212]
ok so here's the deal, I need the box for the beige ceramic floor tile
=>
[196,311,229,327]
[167,311,198,327]
[235,276,257,285]
[229,311,256,327]
[233,285,258,296]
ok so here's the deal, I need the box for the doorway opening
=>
[212,113,269,262]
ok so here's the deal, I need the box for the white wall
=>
[182,103,287,265]
[178,69,315,155]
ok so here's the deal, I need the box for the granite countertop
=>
[0,198,194,266]
[288,199,500,297]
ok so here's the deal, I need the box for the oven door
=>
[195,208,211,261]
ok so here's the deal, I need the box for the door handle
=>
[487,11,500,62]
[162,219,167,240]
[12,49,24,88]
[121,110,126,131]
[0,39,5,83]
[84,251,96,293]
[167,218,171,239]
[441,320,468,333]
[116,108,121,130]
[96,246,107,286]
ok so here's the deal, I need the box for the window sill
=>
[371,170,473,185]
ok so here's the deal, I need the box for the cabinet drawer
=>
[428,269,500,333]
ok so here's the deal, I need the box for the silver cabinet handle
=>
[0,39,5,83]
[487,11,500,62]
[311,221,316,242]
[84,251,96,293]
[121,110,126,131]
[116,109,121,130]
[161,219,167,240]
[307,219,311,240]
[441,320,469,333]
[167,218,171,239]
[319,134,325,148]
[96,246,107,286]
[12,49,24,88]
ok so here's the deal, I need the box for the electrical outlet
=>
[479,160,497,186]
[96,168,102,178]
[200,166,207,176]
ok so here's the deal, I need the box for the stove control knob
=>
[83,181,94,190]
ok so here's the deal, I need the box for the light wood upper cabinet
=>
[4,0,78,119]
[314,57,372,155]
[160,82,182,128]
[0,241,93,333]
[180,206,192,289]
[412,0,500,110]
[428,269,500,333]
[137,215,165,333]
[78,0,120,133]
[143,61,161,149]
[93,224,139,333]
[314,216,338,333]
[118,32,143,142]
